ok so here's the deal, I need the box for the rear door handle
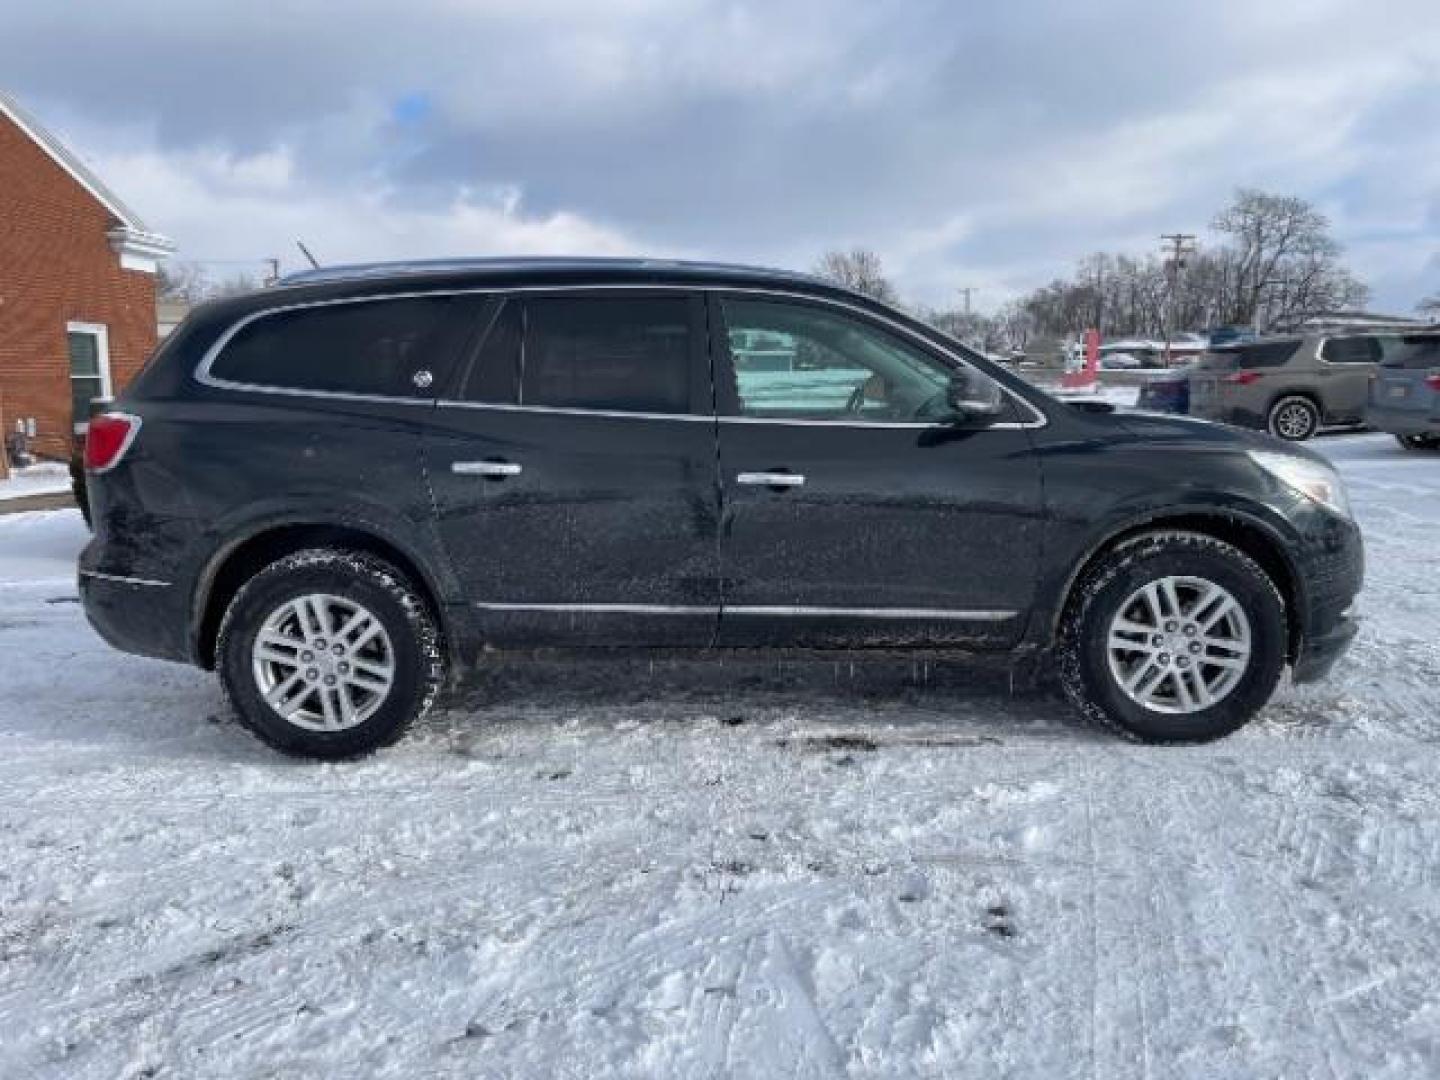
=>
[452,461,522,478]
[737,471,805,488]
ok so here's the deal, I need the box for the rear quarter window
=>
[208,296,454,395]
[1321,336,1382,365]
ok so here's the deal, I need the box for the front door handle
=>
[453,460,522,479]
[737,471,805,488]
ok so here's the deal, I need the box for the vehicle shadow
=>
[426,655,1103,747]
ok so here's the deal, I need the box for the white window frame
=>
[67,321,112,433]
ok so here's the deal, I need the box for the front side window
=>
[520,297,693,413]
[721,298,955,421]
[209,297,453,395]
[67,323,111,431]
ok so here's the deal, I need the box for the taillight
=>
[1427,374,1440,392]
[84,412,142,473]
[1224,370,1262,385]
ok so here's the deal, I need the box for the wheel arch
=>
[191,521,452,671]
[1049,511,1304,663]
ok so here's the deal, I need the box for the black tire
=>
[70,456,92,529]
[1058,530,1287,743]
[217,548,444,759]
[1267,395,1320,441]
[1396,434,1440,451]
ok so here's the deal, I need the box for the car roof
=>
[188,255,893,331]
[275,256,827,291]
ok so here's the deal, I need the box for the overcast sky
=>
[4,1,1438,311]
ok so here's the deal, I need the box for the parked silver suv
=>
[1189,333,1383,440]
[1365,331,1440,450]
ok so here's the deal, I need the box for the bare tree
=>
[156,260,211,302]
[813,248,898,303]
[156,261,263,302]
[1008,190,1369,341]
[1211,189,1367,325]
[1417,292,1440,321]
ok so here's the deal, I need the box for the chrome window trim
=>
[80,569,173,588]
[728,605,1015,620]
[476,601,716,614]
[472,600,1016,620]
[192,283,1048,429]
[438,400,714,423]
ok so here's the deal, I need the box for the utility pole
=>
[1159,233,1196,365]
[263,258,280,286]
[956,287,976,315]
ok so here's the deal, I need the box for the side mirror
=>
[946,370,1004,423]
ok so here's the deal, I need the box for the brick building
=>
[0,91,173,460]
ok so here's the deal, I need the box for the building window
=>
[67,322,112,433]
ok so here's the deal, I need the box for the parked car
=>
[1134,366,1193,414]
[1099,350,1142,370]
[79,258,1362,757]
[1365,331,1440,450]
[1188,333,1385,440]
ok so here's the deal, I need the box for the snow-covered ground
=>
[0,461,71,502]
[1,433,1437,1078]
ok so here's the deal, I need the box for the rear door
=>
[1318,336,1383,422]
[421,290,721,647]
[710,293,1043,649]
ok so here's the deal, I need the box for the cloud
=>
[2,0,1437,309]
[87,144,648,269]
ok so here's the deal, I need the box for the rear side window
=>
[209,297,453,395]
[1381,335,1440,370]
[520,297,693,413]
[459,299,521,403]
[1231,341,1302,369]
[1322,336,1381,365]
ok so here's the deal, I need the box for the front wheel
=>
[217,549,445,758]
[1058,531,1287,742]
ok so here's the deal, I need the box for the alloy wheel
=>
[1105,575,1252,714]
[251,593,395,731]
[1271,400,1316,440]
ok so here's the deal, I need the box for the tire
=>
[1267,395,1319,441]
[1396,434,1440,451]
[1058,530,1287,743]
[70,456,92,530]
[217,548,445,759]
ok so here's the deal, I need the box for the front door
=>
[711,293,1044,648]
[422,290,720,648]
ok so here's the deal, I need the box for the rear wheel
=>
[1267,395,1319,441]
[1396,434,1440,451]
[1058,531,1287,742]
[217,549,444,758]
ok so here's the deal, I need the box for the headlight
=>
[1249,451,1352,519]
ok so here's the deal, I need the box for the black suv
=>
[79,258,1363,757]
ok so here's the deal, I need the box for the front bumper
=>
[1364,402,1439,438]
[1291,608,1359,684]
[1287,509,1363,685]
